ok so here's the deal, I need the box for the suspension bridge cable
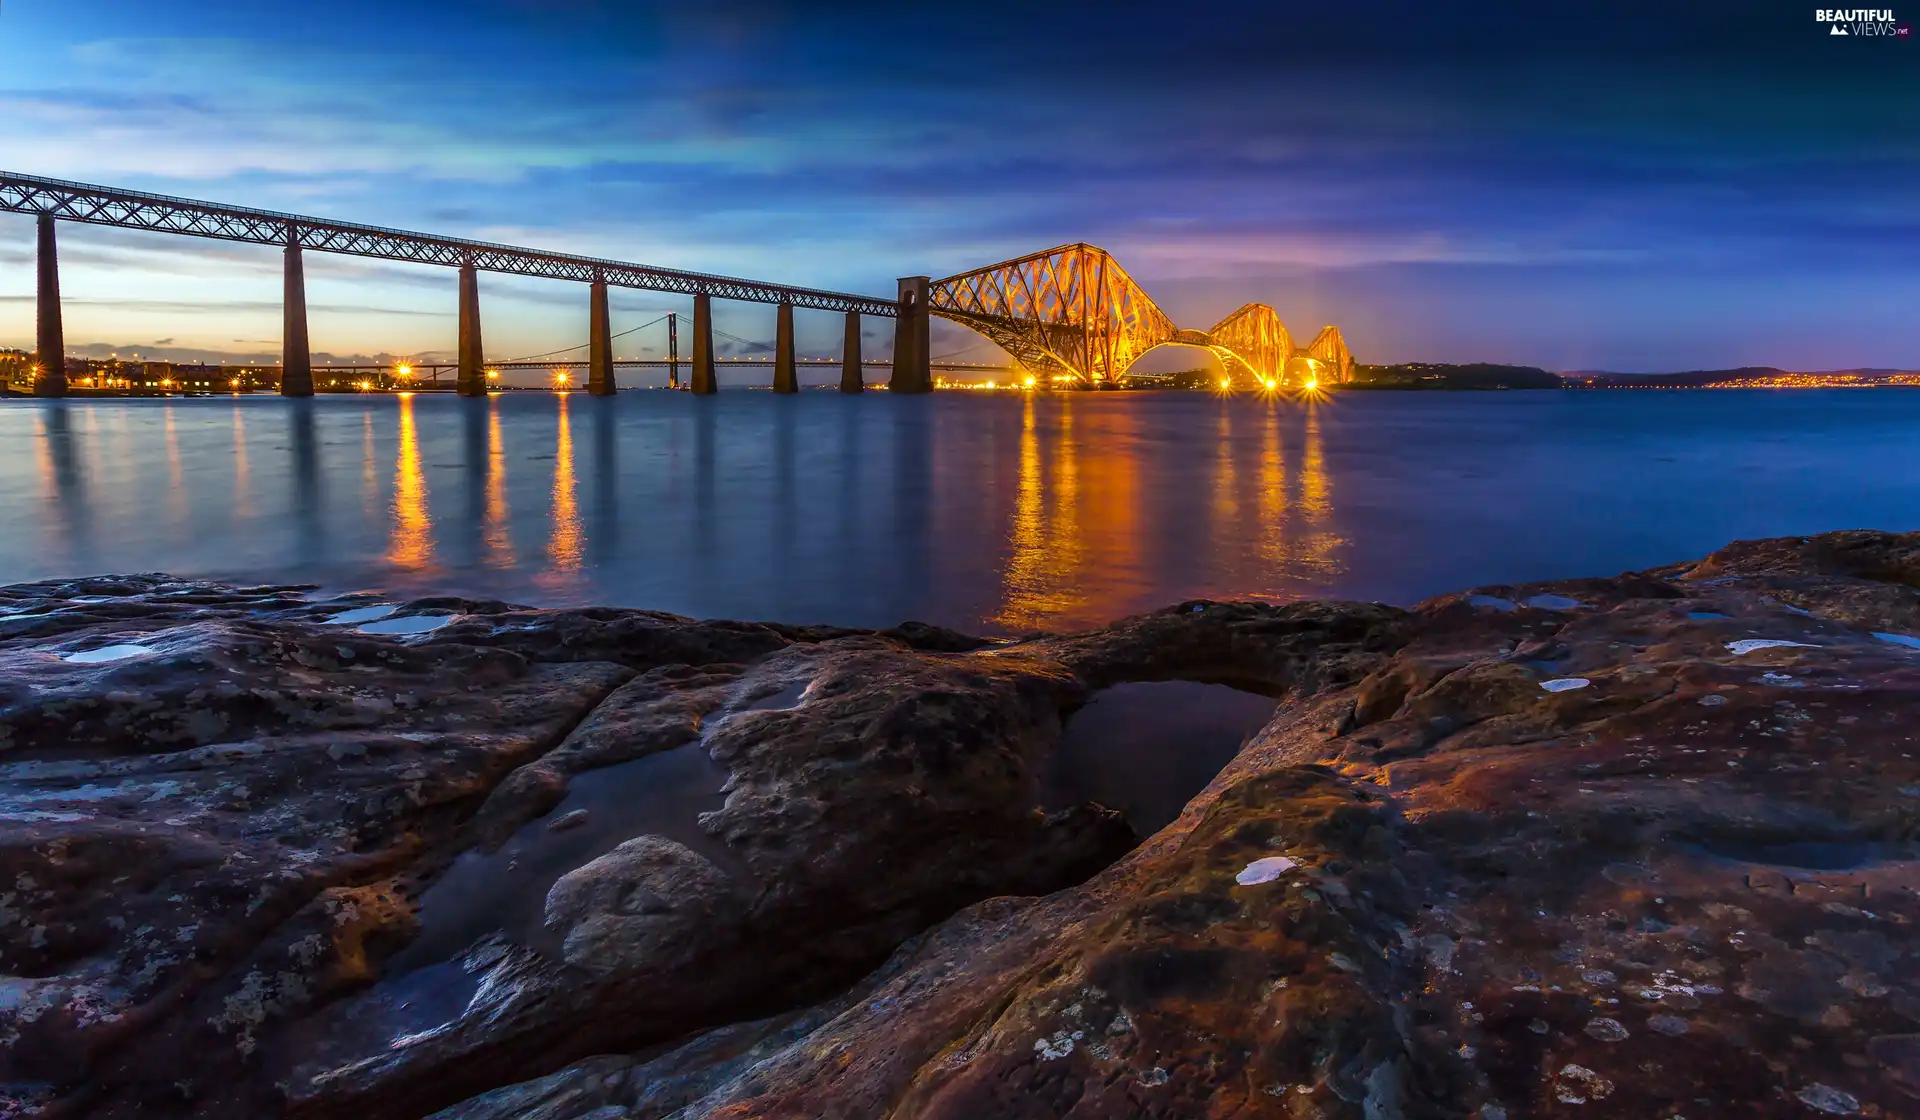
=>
[499,314,671,363]
[931,344,997,362]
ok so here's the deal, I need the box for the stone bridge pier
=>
[35,213,66,398]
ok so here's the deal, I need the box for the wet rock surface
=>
[5,533,1920,1118]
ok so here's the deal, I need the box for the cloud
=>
[0,295,444,316]
[1,0,1913,368]
[58,338,454,365]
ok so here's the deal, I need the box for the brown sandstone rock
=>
[435,531,1920,1120]
[11,533,1920,1120]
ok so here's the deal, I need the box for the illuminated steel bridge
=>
[3,173,1351,398]
[927,243,1352,388]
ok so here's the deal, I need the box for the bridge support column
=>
[457,262,485,397]
[281,226,313,397]
[839,311,863,393]
[35,214,66,398]
[888,276,931,394]
[772,302,798,393]
[667,313,680,388]
[588,278,615,396]
[690,293,717,395]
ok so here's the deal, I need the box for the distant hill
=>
[1121,363,1920,393]
[1348,363,1563,390]
[1565,367,1920,388]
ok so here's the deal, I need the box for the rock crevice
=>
[4,532,1920,1118]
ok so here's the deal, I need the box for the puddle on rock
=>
[390,742,734,970]
[1525,594,1584,611]
[358,613,456,636]
[1047,680,1277,837]
[323,604,397,625]
[1694,838,1916,870]
[61,643,156,664]
[283,955,479,1069]
[735,679,810,713]
[1726,638,1818,655]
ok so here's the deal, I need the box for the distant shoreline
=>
[7,363,1920,400]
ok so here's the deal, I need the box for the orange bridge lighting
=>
[926,244,1354,388]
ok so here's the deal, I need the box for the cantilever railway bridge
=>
[928,243,1351,389]
[1,172,1353,399]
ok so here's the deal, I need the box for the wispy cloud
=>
[0,0,1913,367]
[0,295,444,316]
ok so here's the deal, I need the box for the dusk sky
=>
[0,0,1914,373]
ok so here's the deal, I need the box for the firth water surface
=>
[3,389,1917,633]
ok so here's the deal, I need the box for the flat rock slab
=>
[0,580,1168,1118]
[440,531,1920,1120]
[12,532,1920,1119]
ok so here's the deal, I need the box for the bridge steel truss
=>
[3,171,925,399]
[0,173,900,316]
[4,172,1350,398]
[928,244,1174,386]
[1300,325,1354,384]
[929,243,1352,389]
[1203,303,1293,383]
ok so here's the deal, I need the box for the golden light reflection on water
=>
[994,398,1148,632]
[484,398,515,569]
[1257,401,1287,565]
[33,412,57,510]
[162,406,186,524]
[360,411,378,517]
[387,395,434,570]
[1212,405,1239,529]
[1224,398,1343,586]
[1293,403,1343,580]
[995,397,1347,631]
[539,394,585,587]
[31,408,84,564]
[997,397,1050,630]
[230,404,252,520]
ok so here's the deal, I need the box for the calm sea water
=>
[2,389,1917,634]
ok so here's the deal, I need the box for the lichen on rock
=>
[5,533,1920,1118]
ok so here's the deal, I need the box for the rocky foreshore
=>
[4,531,1920,1118]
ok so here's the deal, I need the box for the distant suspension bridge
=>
[1,172,1352,398]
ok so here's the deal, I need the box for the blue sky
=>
[0,0,1915,374]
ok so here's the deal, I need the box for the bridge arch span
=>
[928,245,1348,388]
[925,243,1174,386]
[1300,325,1354,385]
